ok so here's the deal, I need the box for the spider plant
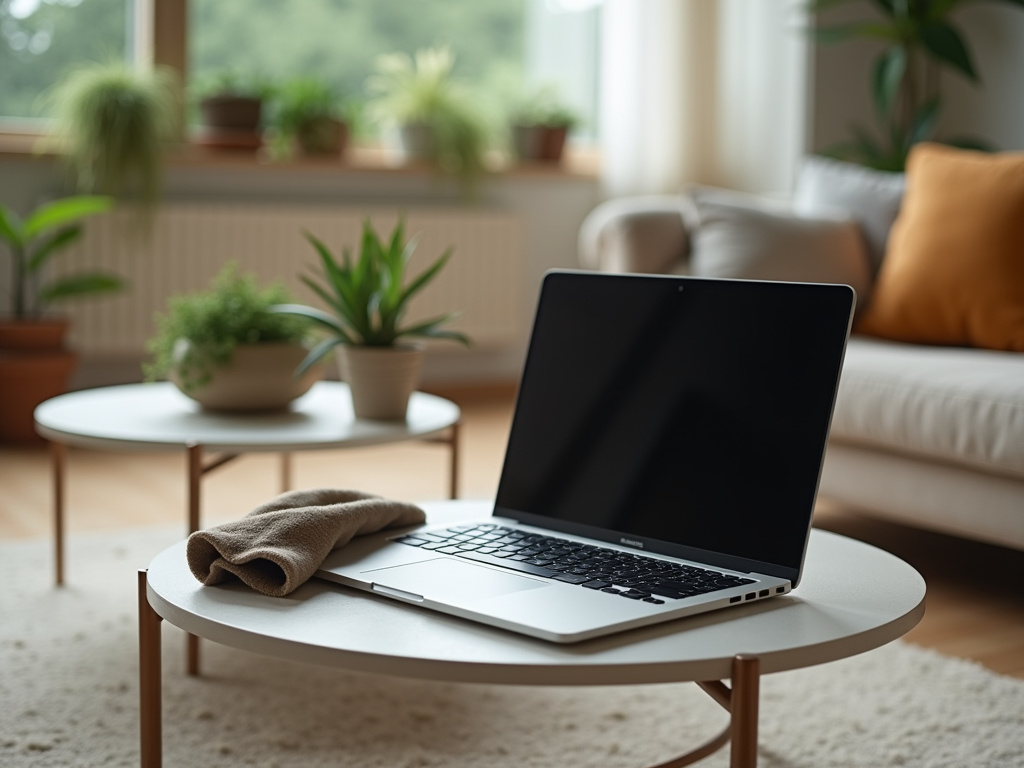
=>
[366,46,490,191]
[273,218,470,375]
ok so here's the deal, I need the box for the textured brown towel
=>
[186,488,425,597]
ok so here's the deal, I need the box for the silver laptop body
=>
[317,271,855,643]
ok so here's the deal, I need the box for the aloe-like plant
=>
[0,195,121,318]
[274,218,470,375]
[366,46,490,189]
[44,62,178,207]
[812,0,1023,171]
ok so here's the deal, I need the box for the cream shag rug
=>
[1,526,1022,768]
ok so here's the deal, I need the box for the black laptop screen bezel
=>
[492,271,855,586]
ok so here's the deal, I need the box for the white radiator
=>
[56,204,525,356]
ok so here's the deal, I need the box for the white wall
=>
[810,3,1024,155]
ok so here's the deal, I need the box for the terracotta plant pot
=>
[0,317,76,444]
[511,124,545,162]
[335,344,425,421]
[169,342,321,412]
[296,117,348,156]
[196,95,264,150]
[540,125,569,163]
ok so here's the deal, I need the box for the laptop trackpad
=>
[365,558,550,602]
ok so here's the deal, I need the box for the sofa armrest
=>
[578,195,690,275]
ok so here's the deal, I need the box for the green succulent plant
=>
[273,218,470,376]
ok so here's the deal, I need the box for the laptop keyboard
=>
[392,523,757,604]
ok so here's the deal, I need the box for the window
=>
[1,0,600,143]
[0,0,129,121]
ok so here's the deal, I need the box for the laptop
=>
[317,270,855,643]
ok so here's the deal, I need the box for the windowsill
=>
[0,131,600,179]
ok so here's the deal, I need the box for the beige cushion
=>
[793,155,905,278]
[831,337,1024,480]
[685,186,872,302]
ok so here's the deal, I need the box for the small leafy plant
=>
[273,219,470,375]
[0,195,121,318]
[267,77,350,158]
[144,263,310,392]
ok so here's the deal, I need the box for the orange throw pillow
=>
[855,143,1024,351]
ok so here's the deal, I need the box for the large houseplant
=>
[366,46,490,194]
[812,0,1024,171]
[45,62,178,208]
[273,219,470,420]
[0,194,120,442]
[144,263,317,411]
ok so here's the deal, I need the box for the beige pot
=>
[170,342,321,412]
[336,344,425,421]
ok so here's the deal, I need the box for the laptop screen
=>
[494,271,854,581]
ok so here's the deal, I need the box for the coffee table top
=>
[34,381,460,452]
[145,500,925,685]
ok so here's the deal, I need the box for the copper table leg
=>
[51,440,67,587]
[138,570,163,768]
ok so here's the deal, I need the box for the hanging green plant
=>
[44,62,178,208]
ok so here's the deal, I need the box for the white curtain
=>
[599,0,810,199]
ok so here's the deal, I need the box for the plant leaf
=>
[269,302,351,339]
[907,96,942,147]
[27,225,82,273]
[812,22,898,44]
[294,336,345,378]
[39,273,124,303]
[398,312,471,345]
[872,47,907,120]
[397,247,453,310]
[23,196,113,240]
[0,204,24,247]
[921,21,977,81]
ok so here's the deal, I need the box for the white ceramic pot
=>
[336,344,425,421]
[169,342,321,412]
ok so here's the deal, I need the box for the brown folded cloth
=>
[186,488,425,597]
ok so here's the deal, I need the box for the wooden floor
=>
[2,384,1022,679]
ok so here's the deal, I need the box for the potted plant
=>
[366,46,490,193]
[0,194,120,442]
[273,219,470,420]
[144,263,318,412]
[192,72,273,151]
[267,77,351,160]
[510,87,581,164]
[45,62,178,208]
[811,0,1023,170]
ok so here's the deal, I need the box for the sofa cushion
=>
[792,155,905,279]
[831,336,1024,480]
[855,143,1024,352]
[685,186,872,301]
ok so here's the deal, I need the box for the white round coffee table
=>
[140,499,926,768]
[35,381,461,587]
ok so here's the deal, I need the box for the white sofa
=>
[578,157,1024,552]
